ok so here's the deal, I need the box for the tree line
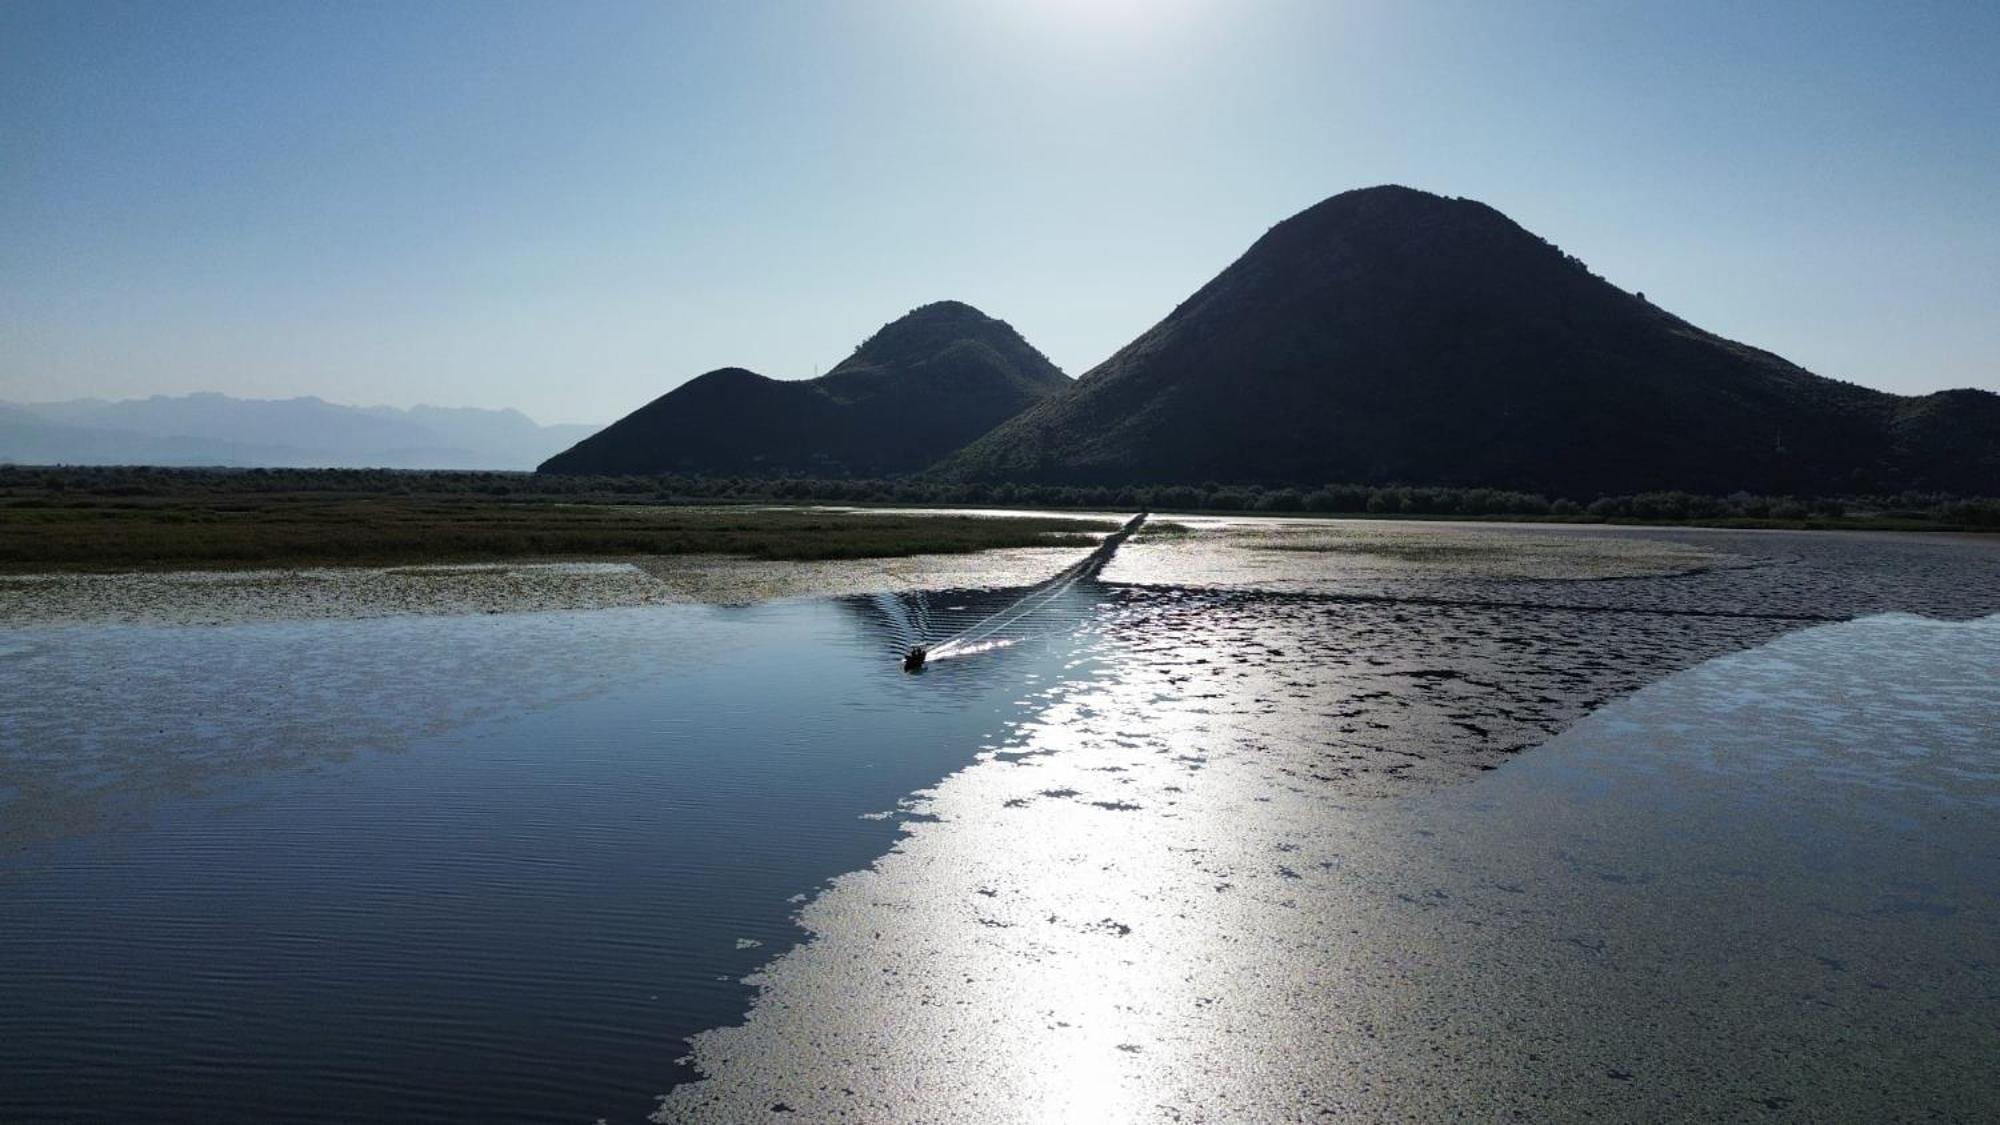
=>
[3,465,1996,529]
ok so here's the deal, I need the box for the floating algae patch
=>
[0,550,1099,626]
[1124,516,1739,582]
[0,561,683,626]
[378,562,639,577]
[1261,528,1722,572]
[629,547,1087,608]
[1103,519,2000,623]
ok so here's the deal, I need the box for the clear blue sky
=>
[4,0,1996,424]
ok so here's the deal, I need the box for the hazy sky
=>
[5,1,1996,424]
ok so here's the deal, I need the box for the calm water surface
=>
[1,592,1109,1124]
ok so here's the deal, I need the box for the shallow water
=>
[2,526,1997,1122]
[0,594,1111,1124]
[662,609,1999,1122]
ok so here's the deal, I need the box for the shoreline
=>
[0,517,1745,628]
[9,514,1998,629]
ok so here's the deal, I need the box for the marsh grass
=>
[0,494,1110,573]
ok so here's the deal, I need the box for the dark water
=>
[0,590,1110,1125]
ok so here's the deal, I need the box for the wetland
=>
[2,510,1996,1123]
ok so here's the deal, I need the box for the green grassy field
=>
[0,492,1110,572]
[2,464,1990,574]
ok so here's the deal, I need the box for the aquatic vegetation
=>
[0,490,1111,572]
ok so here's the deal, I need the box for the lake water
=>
[2,525,1997,1122]
[0,590,1116,1124]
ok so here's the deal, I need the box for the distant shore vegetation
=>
[0,466,1114,572]
[1,465,1994,573]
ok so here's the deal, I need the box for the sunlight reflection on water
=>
[661,610,2000,1123]
[5,526,1998,1123]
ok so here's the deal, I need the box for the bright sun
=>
[1003,0,1209,40]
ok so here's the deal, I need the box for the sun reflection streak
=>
[927,636,1018,660]
[662,544,2000,1120]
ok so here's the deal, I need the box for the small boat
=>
[903,645,928,673]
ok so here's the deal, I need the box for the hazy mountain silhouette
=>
[539,301,1069,476]
[1,394,594,469]
[940,186,2000,496]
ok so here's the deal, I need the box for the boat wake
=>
[902,512,1147,670]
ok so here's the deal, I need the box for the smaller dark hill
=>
[1889,389,2000,492]
[540,302,1068,477]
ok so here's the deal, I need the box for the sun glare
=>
[998,0,1211,44]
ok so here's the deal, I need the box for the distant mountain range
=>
[540,301,1069,476]
[0,394,596,470]
[941,185,2000,496]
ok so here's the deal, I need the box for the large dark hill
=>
[940,186,1999,496]
[540,302,1067,476]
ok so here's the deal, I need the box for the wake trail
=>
[924,512,1147,662]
